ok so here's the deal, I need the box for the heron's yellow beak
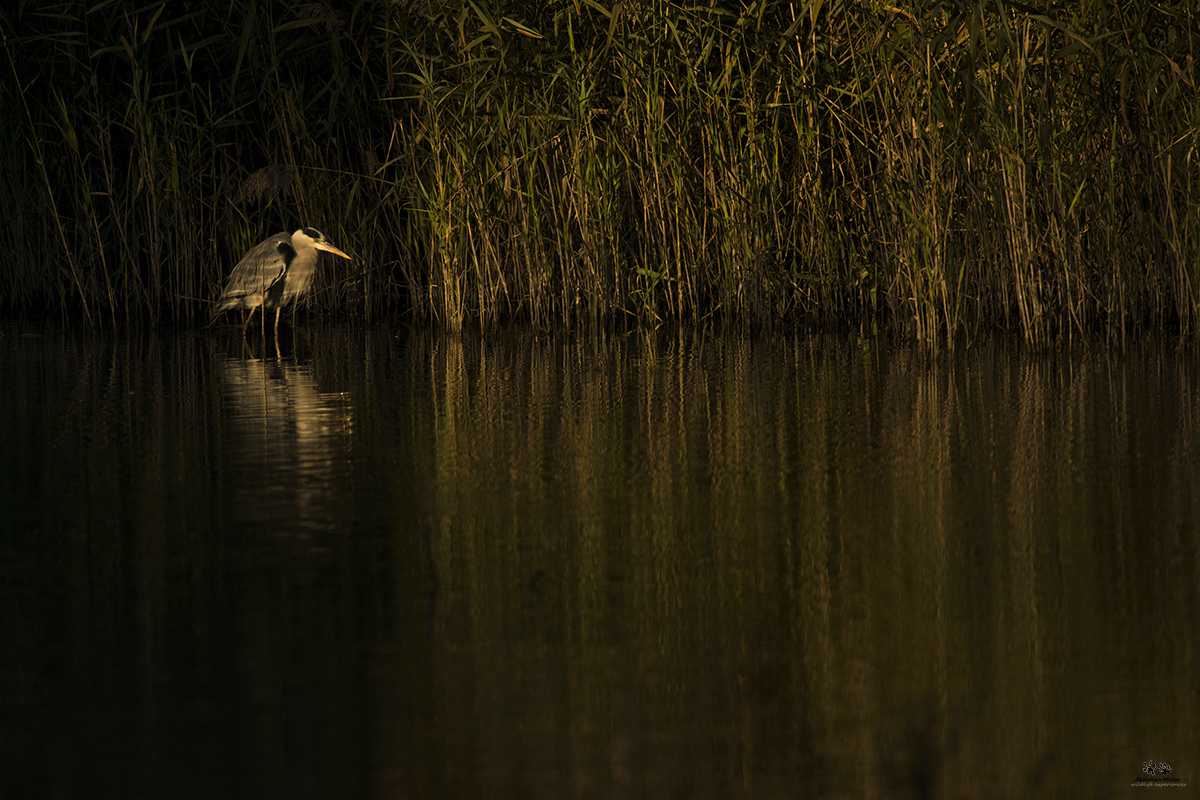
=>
[316,242,352,260]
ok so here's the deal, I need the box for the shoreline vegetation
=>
[1,1,1196,343]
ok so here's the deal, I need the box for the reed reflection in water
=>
[0,318,1197,799]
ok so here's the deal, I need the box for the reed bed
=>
[1,0,1196,342]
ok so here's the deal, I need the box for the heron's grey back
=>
[213,233,293,313]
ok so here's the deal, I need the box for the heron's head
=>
[294,227,352,260]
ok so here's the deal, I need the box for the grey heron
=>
[213,227,352,336]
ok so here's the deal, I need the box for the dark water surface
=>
[2,317,1197,799]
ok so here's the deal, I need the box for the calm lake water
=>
[1,315,1197,798]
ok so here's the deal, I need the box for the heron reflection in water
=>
[213,227,352,336]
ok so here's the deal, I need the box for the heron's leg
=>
[274,307,282,339]
[241,307,255,337]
